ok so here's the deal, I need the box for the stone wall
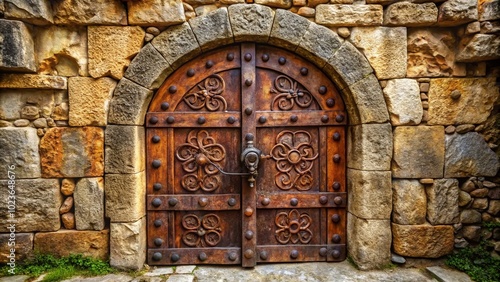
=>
[0,0,499,271]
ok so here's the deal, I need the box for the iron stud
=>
[259,116,267,124]
[154,238,164,246]
[319,86,327,94]
[228,252,237,261]
[332,249,341,259]
[149,116,158,124]
[206,60,214,68]
[260,251,269,260]
[168,198,178,206]
[171,253,180,262]
[319,196,328,205]
[321,115,329,123]
[333,132,341,141]
[334,196,343,205]
[154,219,162,227]
[333,182,341,190]
[152,252,162,261]
[187,68,195,77]
[278,57,287,65]
[152,135,161,143]
[331,214,341,223]
[290,250,299,259]
[227,53,234,61]
[152,198,162,207]
[336,114,345,123]
[327,98,335,107]
[197,116,206,124]
[262,54,270,62]
[244,249,254,259]
[168,86,177,94]
[245,79,253,86]
[290,198,298,206]
[261,198,270,206]
[300,67,308,76]
[199,252,208,261]
[228,198,237,206]
[245,230,254,240]
[290,115,298,122]
[227,116,236,124]
[332,234,341,243]
[153,182,162,191]
[245,108,253,115]
[333,154,341,163]
[244,53,252,61]
[198,197,209,207]
[152,159,161,168]
[166,116,175,124]
[161,102,170,110]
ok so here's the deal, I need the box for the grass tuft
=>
[446,242,500,282]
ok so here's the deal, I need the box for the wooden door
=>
[146,44,346,267]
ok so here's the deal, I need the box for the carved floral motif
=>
[183,74,227,111]
[271,75,313,111]
[182,214,222,247]
[275,209,313,244]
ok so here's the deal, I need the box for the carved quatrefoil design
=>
[275,209,313,244]
[182,214,222,247]
[183,74,227,111]
[271,75,313,111]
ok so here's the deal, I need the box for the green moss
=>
[446,242,500,282]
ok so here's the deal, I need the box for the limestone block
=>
[88,26,145,80]
[189,8,233,51]
[392,223,454,258]
[40,127,104,178]
[383,79,422,125]
[0,19,36,72]
[0,89,66,120]
[392,126,445,179]
[108,78,153,125]
[0,128,40,179]
[152,22,201,69]
[445,133,499,177]
[35,230,109,260]
[53,0,127,25]
[105,172,146,223]
[0,179,61,232]
[124,43,172,90]
[456,34,500,62]
[350,27,407,80]
[228,4,274,42]
[105,126,145,174]
[348,169,392,219]
[296,23,343,67]
[34,25,88,76]
[479,0,500,21]
[324,41,373,86]
[75,178,105,231]
[110,218,146,270]
[254,0,292,8]
[316,4,383,26]
[348,74,390,125]
[438,0,478,26]
[347,213,391,270]
[407,28,464,77]
[3,0,53,25]
[426,179,459,225]
[460,209,482,224]
[347,123,392,170]
[0,74,67,89]
[384,2,438,26]
[269,9,311,51]
[0,233,33,263]
[127,0,185,26]
[428,78,498,125]
[392,180,427,225]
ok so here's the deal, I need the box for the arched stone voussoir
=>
[229,4,274,43]
[189,8,234,52]
[296,22,343,68]
[269,9,311,52]
[349,74,390,125]
[108,78,153,125]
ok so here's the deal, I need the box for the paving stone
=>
[144,267,175,276]
[166,275,195,282]
[61,274,133,282]
[0,19,36,72]
[426,266,473,282]
[175,265,197,273]
[0,275,30,282]
[479,0,500,21]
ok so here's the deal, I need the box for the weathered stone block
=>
[0,233,33,263]
[0,74,67,89]
[347,213,391,270]
[316,4,383,26]
[426,179,459,225]
[382,79,422,125]
[53,0,127,25]
[75,178,105,231]
[297,23,343,67]
[456,34,500,62]
[68,77,116,126]
[61,178,75,196]
[189,8,233,51]
[254,0,292,8]
[269,9,311,51]
[384,2,438,26]
[108,78,153,125]
[0,128,40,179]
[124,43,172,90]
[392,180,427,225]
[0,89,66,120]
[110,218,146,270]
[392,223,454,258]
[479,0,500,21]
[229,4,274,42]
[445,133,499,177]
[88,26,145,80]
[0,19,36,72]
[40,127,104,178]
[348,74,390,125]
[348,169,392,219]
[3,0,53,25]
[350,27,407,80]
[152,22,201,69]
[487,200,500,216]
[105,172,146,223]
[392,126,445,179]
[324,41,373,86]
[127,0,185,26]
[0,179,61,232]
[438,0,478,26]
[347,123,392,170]
[194,4,218,16]
[105,126,145,174]
[35,230,109,260]
[460,209,482,224]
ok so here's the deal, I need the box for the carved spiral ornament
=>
[275,209,313,244]
[183,74,227,111]
[175,130,226,192]
[182,214,222,247]
[271,75,313,111]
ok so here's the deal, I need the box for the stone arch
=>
[105,4,393,270]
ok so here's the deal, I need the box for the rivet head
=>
[152,198,162,207]
[258,116,267,124]
[167,116,175,124]
[244,53,252,61]
[197,116,206,124]
[333,182,341,190]
[206,60,214,68]
[227,116,236,124]
[331,214,341,223]
[319,196,328,205]
[187,68,195,77]
[332,234,341,243]
[333,154,341,163]
[199,252,208,261]
[319,248,328,257]
[451,90,461,100]
[154,238,164,246]
[152,135,161,143]
[290,250,299,259]
[245,230,254,240]
[319,86,327,95]
[278,57,286,65]
[245,108,253,115]
[152,159,161,168]
[327,98,335,108]
[228,198,237,206]
[336,114,345,123]
[228,252,237,261]
[261,198,270,206]
[154,219,162,227]
[290,115,298,122]
[161,102,170,110]
[244,207,253,216]
[245,79,253,86]
[153,182,162,191]
[227,53,235,61]
[333,132,341,141]
[168,86,177,94]
[334,196,343,205]
[149,116,159,124]
[290,198,298,206]
[300,67,308,76]
[171,253,180,262]
[332,249,341,259]
[152,252,162,261]
[198,197,209,207]
[262,54,270,62]
[260,251,269,260]
[245,133,254,141]
[168,198,178,206]
[321,115,329,123]
[244,249,254,259]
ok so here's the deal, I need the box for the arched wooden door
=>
[146,44,347,267]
